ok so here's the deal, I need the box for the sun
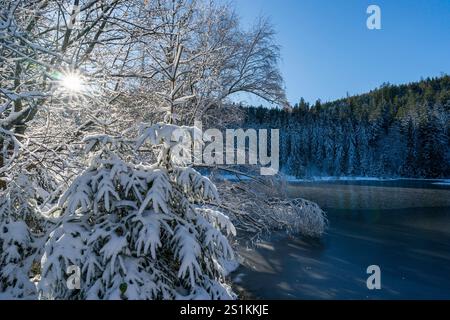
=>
[61,73,84,92]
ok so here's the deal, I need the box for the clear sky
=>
[231,0,450,105]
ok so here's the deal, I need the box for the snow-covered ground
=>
[432,179,450,186]
[213,173,252,181]
[212,172,450,185]
[284,175,393,182]
[284,175,450,184]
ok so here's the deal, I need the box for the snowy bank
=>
[284,175,450,184]
[433,180,450,186]
[284,176,395,182]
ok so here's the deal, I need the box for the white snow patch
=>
[221,259,240,276]
[432,179,450,186]
[285,176,396,182]
[285,176,450,183]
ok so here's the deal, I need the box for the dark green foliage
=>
[243,76,450,178]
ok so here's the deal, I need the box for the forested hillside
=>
[244,76,450,178]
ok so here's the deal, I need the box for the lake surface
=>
[232,179,450,299]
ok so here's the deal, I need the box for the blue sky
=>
[231,0,450,105]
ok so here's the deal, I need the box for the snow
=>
[212,173,449,184]
[284,176,450,183]
[285,175,396,182]
[433,180,450,186]
[214,173,252,181]
[221,259,240,276]
[0,0,347,300]
[37,129,237,300]
[133,213,163,259]
[173,225,202,287]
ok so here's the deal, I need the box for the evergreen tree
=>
[242,75,450,178]
[39,129,237,300]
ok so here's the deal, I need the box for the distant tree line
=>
[243,76,450,178]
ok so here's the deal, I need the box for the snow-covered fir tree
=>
[0,170,47,299]
[38,128,237,300]
[244,76,450,178]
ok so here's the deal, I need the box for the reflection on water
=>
[233,180,450,299]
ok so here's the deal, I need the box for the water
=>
[232,179,450,299]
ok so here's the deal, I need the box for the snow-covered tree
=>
[2,0,330,301]
[121,0,287,127]
[39,128,237,300]
[0,170,48,299]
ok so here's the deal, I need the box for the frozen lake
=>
[233,179,450,299]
